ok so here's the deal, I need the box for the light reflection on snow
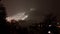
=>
[6,12,28,22]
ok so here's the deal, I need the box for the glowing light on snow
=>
[21,15,28,20]
[6,12,28,22]
[6,17,14,22]
[30,8,36,11]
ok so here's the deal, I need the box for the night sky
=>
[2,0,59,22]
[2,0,41,16]
[0,0,60,27]
[2,0,53,16]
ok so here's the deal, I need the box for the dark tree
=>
[0,0,9,34]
